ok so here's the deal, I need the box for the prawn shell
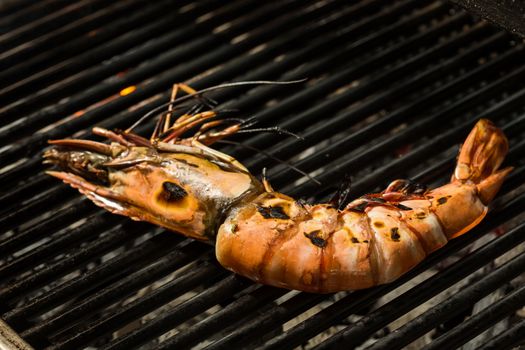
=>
[366,206,426,284]
[218,200,378,293]
[428,183,487,238]
[327,211,376,291]
[398,199,448,254]
[262,205,339,292]
[216,193,309,284]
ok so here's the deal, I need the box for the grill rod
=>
[272,36,522,188]
[0,0,228,113]
[0,0,146,77]
[423,285,525,350]
[1,0,523,348]
[0,0,204,104]
[480,319,525,350]
[0,0,106,51]
[363,241,525,350]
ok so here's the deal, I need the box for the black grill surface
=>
[1,1,525,349]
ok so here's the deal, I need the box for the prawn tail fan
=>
[452,119,513,205]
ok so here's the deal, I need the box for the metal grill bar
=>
[0,0,106,51]
[271,33,521,186]
[423,285,525,350]
[480,319,525,350]
[0,0,203,105]
[0,0,42,21]
[1,1,524,348]
[174,0,432,123]
[0,221,133,305]
[0,187,78,232]
[0,0,296,135]
[0,212,115,280]
[241,15,491,168]
[0,0,72,35]
[18,242,208,341]
[88,0,412,136]
[156,287,287,350]
[230,2,461,160]
[2,232,184,325]
[364,246,525,350]
[98,274,249,350]
[0,0,145,78]
[207,294,327,350]
[0,199,96,257]
[322,100,525,200]
[0,0,226,115]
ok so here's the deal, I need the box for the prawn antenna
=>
[127,79,307,132]
[236,126,304,140]
[233,116,303,140]
[217,139,321,186]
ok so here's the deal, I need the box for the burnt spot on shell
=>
[304,230,327,248]
[415,212,427,219]
[374,221,384,228]
[256,205,290,220]
[390,227,400,241]
[396,203,412,211]
[161,181,187,202]
[437,197,448,205]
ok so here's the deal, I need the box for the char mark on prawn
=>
[43,81,512,293]
[257,205,290,220]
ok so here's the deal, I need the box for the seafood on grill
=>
[43,83,512,293]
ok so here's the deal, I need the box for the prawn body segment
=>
[216,185,486,293]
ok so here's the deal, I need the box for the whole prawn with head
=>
[44,83,512,293]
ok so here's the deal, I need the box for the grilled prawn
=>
[43,85,511,293]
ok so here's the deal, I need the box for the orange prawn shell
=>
[217,194,378,293]
[216,183,491,292]
[428,183,487,238]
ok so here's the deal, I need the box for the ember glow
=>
[119,86,136,96]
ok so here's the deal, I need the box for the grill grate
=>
[1,1,525,349]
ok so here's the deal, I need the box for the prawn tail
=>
[452,119,513,205]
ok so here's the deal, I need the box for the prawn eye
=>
[159,181,187,202]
